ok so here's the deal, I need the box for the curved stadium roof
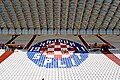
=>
[0,0,120,34]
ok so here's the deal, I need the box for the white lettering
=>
[33,53,41,59]
[58,60,66,67]
[47,40,48,44]
[60,39,62,42]
[64,40,66,43]
[44,58,52,66]
[81,47,85,51]
[74,53,81,59]
[70,42,75,46]
[43,43,45,46]
[71,42,75,46]
[58,39,60,42]
[77,47,79,50]
[67,40,68,43]
[71,58,76,66]
[48,40,51,44]
[29,47,34,51]
[40,43,42,46]
[33,47,41,51]
[55,39,56,42]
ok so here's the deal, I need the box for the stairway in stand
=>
[24,35,37,49]
[0,51,14,63]
[101,50,120,66]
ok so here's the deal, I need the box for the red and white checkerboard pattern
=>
[40,42,75,59]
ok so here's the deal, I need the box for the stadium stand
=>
[102,35,120,48]
[0,35,12,44]
[81,35,104,44]
[0,34,120,80]
[13,35,33,44]
[5,35,19,44]
[31,35,82,45]
[1,43,120,80]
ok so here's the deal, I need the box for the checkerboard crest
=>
[27,39,89,68]
[40,42,74,59]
